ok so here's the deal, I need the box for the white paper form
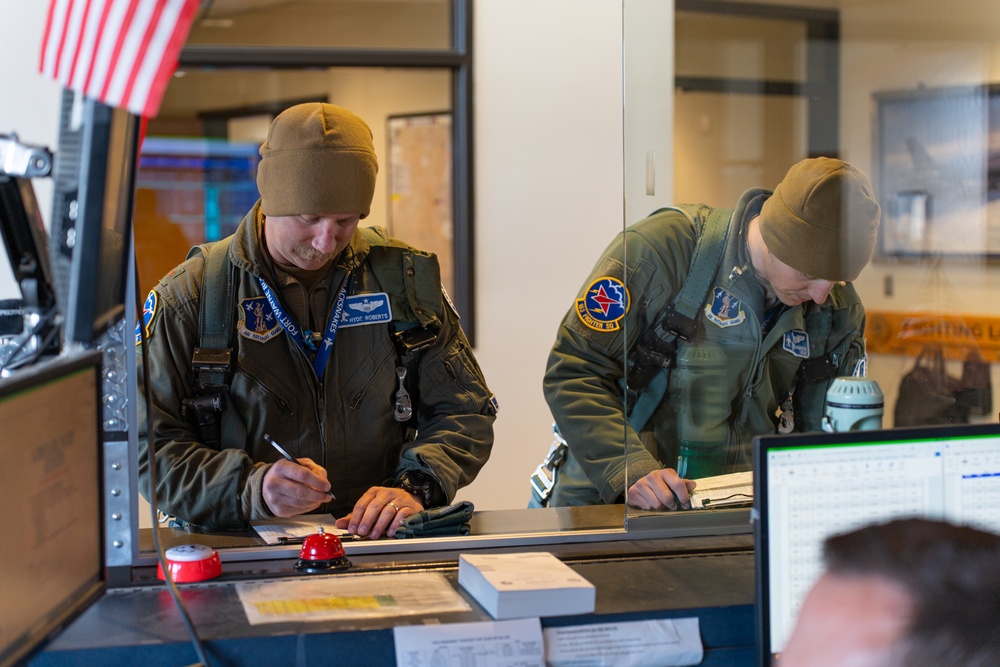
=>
[394,618,544,667]
[689,471,754,509]
[250,513,347,544]
[544,618,704,667]
[236,572,470,624]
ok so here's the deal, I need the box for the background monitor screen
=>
[0,350,105,667]
[50,91,140,348]
[753,423,1000,665]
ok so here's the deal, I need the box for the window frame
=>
[175,0,477,341]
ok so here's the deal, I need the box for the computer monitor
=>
[0,349,105,667]
[753,423,1000,666]
[49,90,141,348]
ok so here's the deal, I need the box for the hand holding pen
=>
[261,433,335,518]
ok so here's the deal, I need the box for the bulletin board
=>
[387,112,454,294]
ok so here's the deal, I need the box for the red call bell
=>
[294,525,352,573]
[157,544,223,582]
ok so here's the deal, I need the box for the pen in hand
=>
[264,433,335,499]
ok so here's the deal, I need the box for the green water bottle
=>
[672,340,728,479]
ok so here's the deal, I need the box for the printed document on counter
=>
[394,618,544,667]
[544,618,704,667]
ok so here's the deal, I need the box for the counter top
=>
[35,507,758,666]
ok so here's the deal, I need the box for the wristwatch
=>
[395,470,442,507]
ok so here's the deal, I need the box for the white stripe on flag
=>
[102,0,156,110]
[126,0,187,117]
[67,0,107,92]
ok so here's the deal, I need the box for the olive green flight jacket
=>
[544,189,867,506]
[138,203,496,529]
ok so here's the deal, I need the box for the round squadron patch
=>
[576,276,630,332]
[134,290,158,346]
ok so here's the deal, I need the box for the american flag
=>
[38,0,199,118]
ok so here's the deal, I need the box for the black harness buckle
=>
[393,326,438,354]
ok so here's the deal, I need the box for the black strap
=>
[191,238,237,392]
[626,205,732,402]
[797,306,839,383]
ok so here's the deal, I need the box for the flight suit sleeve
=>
[397,291,497,505]
[137,257,270,530]
[543,215,696,502]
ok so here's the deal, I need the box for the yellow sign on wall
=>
[865,310,1000,361]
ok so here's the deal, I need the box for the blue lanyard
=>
[258,274,352,380]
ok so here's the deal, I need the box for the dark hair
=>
[823,518,1000,667]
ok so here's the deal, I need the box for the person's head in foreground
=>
[779,518,1000,667]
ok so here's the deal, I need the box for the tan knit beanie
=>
[759,157,881,282]
[256,102,378,218]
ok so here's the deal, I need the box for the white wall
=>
[468,0,623,509]
[0,0,64,300]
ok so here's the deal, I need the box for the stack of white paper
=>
[458,551,596,620]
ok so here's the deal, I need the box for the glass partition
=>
[120,0,636,567]
[624,0,1000,524]
[124,0,1000,559]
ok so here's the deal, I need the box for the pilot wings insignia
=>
[349,298,384,314]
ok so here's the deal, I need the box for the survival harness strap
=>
[182,238,238,448]
[624,204,732,432]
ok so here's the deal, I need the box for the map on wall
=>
[387,112,453,294]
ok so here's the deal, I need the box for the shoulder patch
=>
[238,296,282,342]
[782,329,811,358]
[575,276,630,332]
[704,287,746,328]
[135,290,158,346]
